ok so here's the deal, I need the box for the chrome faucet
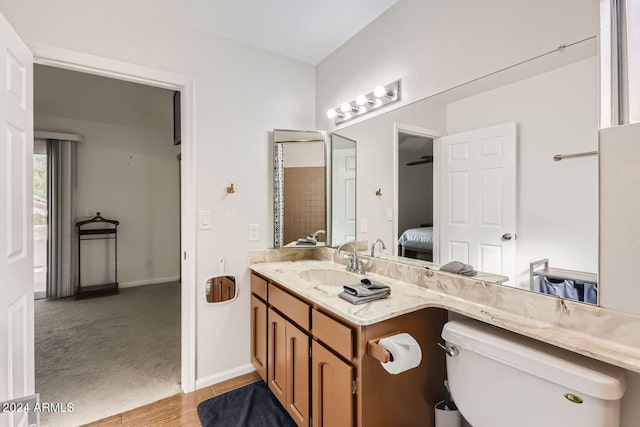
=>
[370,238,386,257]
[337,241,366,274]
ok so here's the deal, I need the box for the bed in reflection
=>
[398,226,433,261]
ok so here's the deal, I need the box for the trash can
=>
[434,400,461,427]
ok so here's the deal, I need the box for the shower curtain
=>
[46,139,78,298]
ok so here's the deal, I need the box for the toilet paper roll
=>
[378,332,422,374]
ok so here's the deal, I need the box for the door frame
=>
[30,44,197,392]
[392,122,441,259]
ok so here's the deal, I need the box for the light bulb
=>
[373,85,386,98]
[343,112,352,120]
[340,102,352,113]
[357,106,367,114]
[355,94,368,106]
[327,108,337,119]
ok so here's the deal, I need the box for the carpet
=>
[197,381,297,427]
[35,282,181,426]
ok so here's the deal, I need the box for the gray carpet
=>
[35,282,181,426]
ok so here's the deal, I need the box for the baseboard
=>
[195,363,256,390]
[119,276,180,289]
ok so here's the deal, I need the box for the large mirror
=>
[336,37,599,304]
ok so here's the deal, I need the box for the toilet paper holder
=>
[367,338,393,363]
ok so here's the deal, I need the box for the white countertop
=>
[249,247,640,374]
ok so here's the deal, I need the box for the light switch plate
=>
[199,210,212,230]
[386,207,393,221]
[360,219,368,233]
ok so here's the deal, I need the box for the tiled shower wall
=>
[283,167,326,244]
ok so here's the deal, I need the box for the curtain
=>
[46,139,77,298]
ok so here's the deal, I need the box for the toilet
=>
[441,319,626,427]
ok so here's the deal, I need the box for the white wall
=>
[446,57,599,288]
[0,0,316,384]
[283,141,324,167]
[35,114,181,287]
[598,123,640,426]
[316,0,598,131]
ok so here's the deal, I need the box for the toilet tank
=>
[441,319,626,427]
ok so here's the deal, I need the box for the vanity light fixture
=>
[327,80,401,125]
[355,94,374,106]
[326,108,342,119]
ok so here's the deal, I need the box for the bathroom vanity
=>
[250,246,640,427]
[250,271,447,427]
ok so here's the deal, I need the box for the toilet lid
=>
[442,319,626,400]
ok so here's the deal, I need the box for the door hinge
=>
[352,379,358,395]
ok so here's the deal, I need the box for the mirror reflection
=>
[273,129,328,248]
[329,133,357,246]
[337,38,599,304]
[397,132,434,261]
[205,275,237,303]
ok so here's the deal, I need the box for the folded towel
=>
[339,290,390,305]
[439,261,477,277]
[296,237,317,246]
[343,278,391,297]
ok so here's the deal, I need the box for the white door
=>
[331,135,356,245]
[437,123,516,284]
[0,11,35,427]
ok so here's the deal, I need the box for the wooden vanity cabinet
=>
[250,294,267,381]
[249,272,444,427]
[312,340,354,427]
[250,274,268,381]
[267,308,310,426]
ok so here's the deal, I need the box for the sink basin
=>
[299,268,361,286]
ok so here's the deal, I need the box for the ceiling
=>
[34,65,174,130]
[114,0,400,65]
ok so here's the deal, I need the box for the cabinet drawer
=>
[269,284,309,331]
[312,309,353,360]
[251,273,268,300]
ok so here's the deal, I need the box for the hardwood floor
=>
[82,371,261,426]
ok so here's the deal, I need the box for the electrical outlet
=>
[249,224,260,241]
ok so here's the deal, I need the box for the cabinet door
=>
[250,295,267,380]
[312,341,354,427]
[268,308,287,406]
[287,322,309,427]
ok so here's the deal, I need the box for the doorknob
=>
[501,233,513,241]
